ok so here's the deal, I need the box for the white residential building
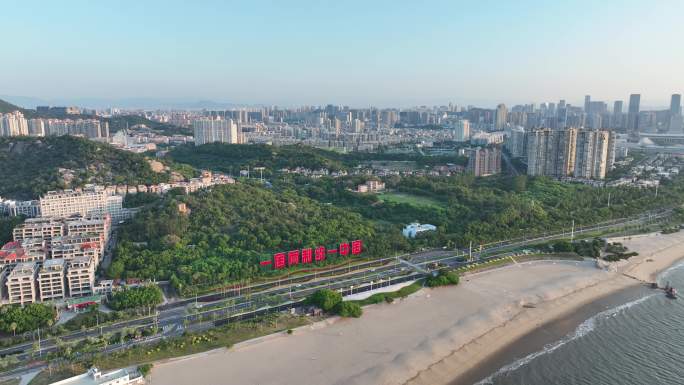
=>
[38,258,66,301]
[6,262,38,305]
[49,367,144,385]
[193,117,240,145]
[402,223,437,238]
[470,131,505,145]
[38,186,131,222]
[0,198,40,217]
[452,119,470,142]
[505,126,527,159]
[39,186,109,218]
[66,256,95,297]
[574,129,612,180]
[0,111,29,137]
[13,217,65,242]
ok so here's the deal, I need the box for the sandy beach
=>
[150,231,684,385]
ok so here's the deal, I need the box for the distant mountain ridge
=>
[0,95,238,110]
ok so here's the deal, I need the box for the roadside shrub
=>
[552,240,574,252]
[333,301,363,318]
[426,269,460,287]
[138,363,153,376]
[307,289,342,312]
[109,286,163,311]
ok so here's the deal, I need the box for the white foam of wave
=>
[658,260,684,283]
[474,294,656,385]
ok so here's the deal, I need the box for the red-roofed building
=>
[0,241,45,266]
[50,234,102,265]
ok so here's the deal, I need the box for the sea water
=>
[477,262,684,385]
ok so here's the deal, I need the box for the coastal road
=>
[0,208,672,361]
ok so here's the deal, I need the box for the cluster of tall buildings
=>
[192,117,243,145]
[505,93,682,136]
[0,215,111,304]
[185,104,466,149]
[465,146,502,177]
[523,128,615,180]
[0,111,109,139]
[0,185,142,305]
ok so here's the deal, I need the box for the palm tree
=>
[102,332,113,351]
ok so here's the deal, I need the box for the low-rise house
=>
[402,223,437,238]
[356,180,386,193]
[49,367,144,385]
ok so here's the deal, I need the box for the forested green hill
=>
[108,183,406,295]
[0,136,179,199]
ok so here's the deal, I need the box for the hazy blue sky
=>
[1,0,682,108]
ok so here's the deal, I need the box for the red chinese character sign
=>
[273,252,286,269]
[315,246,326,262]
[301,248,313,264]
[351,240,362,255]
[263,240,363,270]
[287,250,300,266]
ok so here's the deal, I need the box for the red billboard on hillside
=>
[260,240,363,269]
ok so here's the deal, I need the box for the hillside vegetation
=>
[0,136,176,199]
[277,172,684,248]
[108,182,406,295]
[168,143,467,175]
[0,99,24,114]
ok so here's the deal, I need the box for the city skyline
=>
[1,0,683,107]
[2,92,681,112]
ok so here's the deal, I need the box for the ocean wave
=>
[658,260,684,283]
[474,294,656,385]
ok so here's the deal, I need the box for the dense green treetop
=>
[109,286,164,311]
[280,172,684,247]
[0,217,24,244]
[168,143,467,175]
[108,182,397,295]
[307,289,342,312]
[0,303,56,334]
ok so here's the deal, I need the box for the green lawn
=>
[377,192,444,209]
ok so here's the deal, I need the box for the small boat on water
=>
[664,282,678,299]
[666,287,677,299]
